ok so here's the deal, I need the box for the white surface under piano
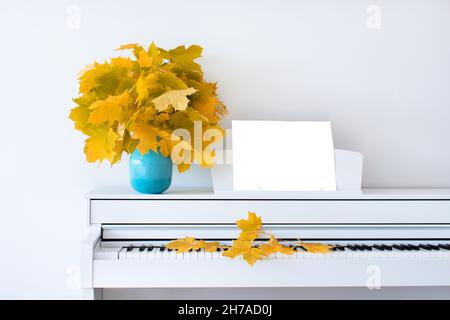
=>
[81,145,450,299]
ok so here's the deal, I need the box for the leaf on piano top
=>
[166,237,197,253]
[236,211,262,232]
[260,234,296,256]
[236,211,262,241]
[299,242,333,254]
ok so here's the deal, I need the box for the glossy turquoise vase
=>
[129,149,172,194]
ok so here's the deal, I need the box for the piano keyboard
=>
[82,190,450,295]
[94,242,450,260]
[91,240,450,288]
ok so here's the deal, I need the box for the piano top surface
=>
[87,186,450,200]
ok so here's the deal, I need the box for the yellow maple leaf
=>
[115,43,139,51]
[158,72,188,90]
[190,82,227,122]
[138,50,152,68]
[148,42,163,66]
[84,128,119,163]
[111,57,133,69]
[242,248,266,266]
[157,137,174,157]
[187,108,209,122]
[78,62,109,94]
[236,211,262,232]
[260,234,295,256]
[195,240,219,253]
[132,123,159,155]
[111,130,138,164]
[166,45,203,71]
[155,112,170,122]
[88,92,130,125]
[299,242,333,254]
[222,239,251,259]
[166,237,196,253]
[136,73,159,105]
[136,76,148,105]
[77,63,95,77]
[235,211,262,241]
[151,88,197,112]
[222,240,266,266]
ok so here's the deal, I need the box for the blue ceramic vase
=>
[129,149,172,194]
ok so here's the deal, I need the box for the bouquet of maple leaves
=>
[69,42,227,172]
[167,212,332,266]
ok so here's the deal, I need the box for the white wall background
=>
[0,0,449,299]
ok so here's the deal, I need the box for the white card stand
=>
[211,149,363,197]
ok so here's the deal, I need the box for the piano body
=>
[82,187,450,300]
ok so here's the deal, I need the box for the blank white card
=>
[232,121,336,191]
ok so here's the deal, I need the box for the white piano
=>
[82,186,450,300]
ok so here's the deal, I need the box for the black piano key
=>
[347,245,358,251]
[139,247,145,252]
[354,245,366,251]
[126,246,133,252]
[405,244,420,251]
[159,246,165,252]
[400,244,412,251]
[147,246,153,251]
[336,246,345,251]
[393,244,405,251]
[361,245,372,251]
[381,245,393,251]
[373,245,385,251]
[439,244,450,250]
[429,244,440,250]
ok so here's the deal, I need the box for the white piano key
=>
[139,247,147,259]
[181,251,188,260]
[211,250,221,260]
[168,250,176,260]
[162,248,171,259]
[132,248,141,260]
[125,248,135,260]
[156,248,164,259]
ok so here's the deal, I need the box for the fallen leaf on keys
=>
[299,242,333,254]
[166,237,197,253]
[222,240,267,266]
[167,212,333,266]
[195,240,219,253]
[166,238,220,253]
[260,234,295,256]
